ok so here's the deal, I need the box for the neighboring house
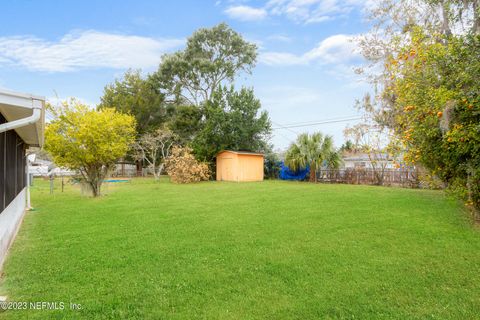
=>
[28,158,51,176]
[28,159,75,177]
[216,150,264,182]
[0,89,45,267]
[341,152,396,170]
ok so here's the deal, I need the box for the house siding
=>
[0,188,26,268]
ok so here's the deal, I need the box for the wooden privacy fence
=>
[316,169,420,187]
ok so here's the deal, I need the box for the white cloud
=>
[259,34,361,66]
[304,34,361,63]
[223,0,374,24]
[259,52,307,66]
[264,0,371,24]
[224,5,268,21]
[0,30,184,72]
[304,15,332,24]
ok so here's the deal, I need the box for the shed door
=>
[221,158,234,181]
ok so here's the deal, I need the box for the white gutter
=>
[0,104,42,134]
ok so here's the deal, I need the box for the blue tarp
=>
[279,162,309,181]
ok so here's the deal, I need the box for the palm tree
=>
[285,132,342,182]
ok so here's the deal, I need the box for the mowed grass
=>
[0,178,479,319]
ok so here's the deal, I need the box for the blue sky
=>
[0,0,374,149]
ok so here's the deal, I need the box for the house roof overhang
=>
[0,89,46,147]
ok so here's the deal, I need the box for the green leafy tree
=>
[285,132,341,182]
[264,150,281,180]
[150,23,257,106]
[385,30,480,211]
[45,100,136,197]
[192,86,271,163]
[167,105,202,144]
[99,69,171,134]
[339,140,356,153]
[357,0,480,214]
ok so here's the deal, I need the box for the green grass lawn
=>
[0,178,479,319]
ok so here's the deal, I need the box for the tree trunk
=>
[88,177,102,197]
[441,1,452,37]
[156,163,165,179]
[85,166,105,197]
[309,165,316,182]
[90,181,100,197]
[136,160,143,177]
[473,0,480,35]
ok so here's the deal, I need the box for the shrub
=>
[264,152,280,180]
[165,146,210,183]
